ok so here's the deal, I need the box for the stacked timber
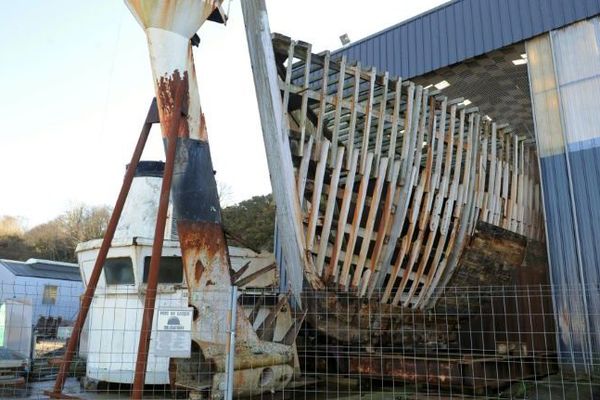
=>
[271,34,545,311]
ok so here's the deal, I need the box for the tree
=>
[0,235,34,261]
[222,194,275,252]
[58,204,111,250]
[0,215,25,237]
[25,220,73,262]
[0,205,113,263]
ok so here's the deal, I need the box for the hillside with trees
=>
[0,194,276,263]
[0,205,111,263]
[222,194,275,252]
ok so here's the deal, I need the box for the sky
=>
[0,0,447,228]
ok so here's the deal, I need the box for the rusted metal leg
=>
[48,100,158,398]
[132,89,185,399]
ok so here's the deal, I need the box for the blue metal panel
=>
[471,0,485,54]
[400,24,409,74]
[482,0,502,48]
[538,154,589,369]
[335,0,600,79]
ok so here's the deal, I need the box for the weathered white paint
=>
[77,238,279,385]
[114,174,176,241]
[124,0,221,141]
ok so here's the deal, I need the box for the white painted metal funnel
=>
[125,0,223,141]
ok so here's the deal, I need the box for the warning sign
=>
[154,309,192,358]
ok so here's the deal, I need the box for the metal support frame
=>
[132,86,185,399]
[47,99,160,399]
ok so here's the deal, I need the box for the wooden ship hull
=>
[271,33,545,306]
[265,34,556,389]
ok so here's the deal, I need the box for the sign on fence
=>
[154,308,192,358]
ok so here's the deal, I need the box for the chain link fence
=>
[0,281,597,399]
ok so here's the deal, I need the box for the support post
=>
[225,286,238,400]
[132,88,185,399]
[242,0,321,304]
[48,100,158,398]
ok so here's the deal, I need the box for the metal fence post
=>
[226,286,238,400]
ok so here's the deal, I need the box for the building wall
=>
[337,0,600,80]
[528,17,600,373]
[0,274,83,322]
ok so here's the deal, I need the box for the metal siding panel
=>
[546,0,563,30]
[380,35,387,73]
[470,0,485,54]
[392,27,401,76]
[529,0,547,35]
[445,7,457,65]
[430,12,441,71]
[562,0,578,22]
[335,0,600,81]
[461,0,476,58]
[438,8,449,68]
[422,14,433,74]
[481,0,500,50]
[384,31,393,75]
[361,41,367,68]
[416,18,426,76]
[401,24,409,76]
[498,0,513,46]
[516,0,534,37]
[408,19,417,77]
[550,0,572,29]
[585,0,600,18]
[370,36,377,69]
[505,0,523,40]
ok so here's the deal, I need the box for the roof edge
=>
[333,0,458,55]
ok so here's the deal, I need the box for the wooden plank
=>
[346,63,361,170]
[315,146,345,275]
[360,68,377,174]
[330,56,347,166]
[365,160,401,298]
[315,51,331,147]
[281,309,307,346]
[508,134,519,232]
[385,100,437,304]
[247,296,264,326]
[351,157,389,291]
[374,72,389,170]
[306,140,331,251]
[398,83,415,184]
[395,100,447,306]
[485,123,497,223]
[234,263,277,287]
[256,293,289,341]
[242,1,320,300]
[280,80,406,130]
[298,43,312,157]
[378,89,428,301]
[281,40,296,137]
[339,152,374,289]
[297,134,314,206]
[387,78,404,179]
[517,140,525,234]
[324,150,360,283]
[428,114,482,307]
[413,105,458,307]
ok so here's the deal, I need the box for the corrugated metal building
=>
[332,0,600,373]
[0,258,83,322]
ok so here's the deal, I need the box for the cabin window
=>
[42,285,58,305]
[104,257,135,285]
[143,257,183,284]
